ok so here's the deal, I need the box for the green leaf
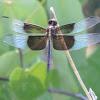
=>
[0,50,40,77]
[0,51,20,77]
[0,81,17,100]
[29,62,47,88]
[29,62,53,89]
[10,67,45,100]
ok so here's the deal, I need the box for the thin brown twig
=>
[50,7,92,100]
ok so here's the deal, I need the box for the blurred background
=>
[0,0,100,100]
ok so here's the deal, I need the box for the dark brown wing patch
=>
[53,34,75,50]
[55,23,75,34]
[27,35,47,50]
[24,23,46,33]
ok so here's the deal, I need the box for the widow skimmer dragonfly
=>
[2,16,100,72]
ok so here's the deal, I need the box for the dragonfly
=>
[2,16,100,72]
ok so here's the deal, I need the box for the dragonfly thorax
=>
[46,25,55,40]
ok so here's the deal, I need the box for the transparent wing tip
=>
[3,35,10,43]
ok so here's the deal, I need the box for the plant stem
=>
[48,88,88,100]
[18,48,24,68]
[0,77,9,81]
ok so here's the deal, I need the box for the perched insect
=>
[2,16,100,72]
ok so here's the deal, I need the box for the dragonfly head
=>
[48,18,57,26]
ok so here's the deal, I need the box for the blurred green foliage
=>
[0,0,100,100]
[78,0,87,5]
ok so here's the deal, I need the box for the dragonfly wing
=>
[55,23,75,34]
[56,16,100,34]
[53,34,75,50]
[71,16,100,34]
[3,34,47,50]
[27,35,47,50]
[53,33,100,50]
[23,23,46,34]
[3,34,29,50]
[70,33,100,50]
[2,16,46,34]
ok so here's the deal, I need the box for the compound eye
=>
[48,20,52,24]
